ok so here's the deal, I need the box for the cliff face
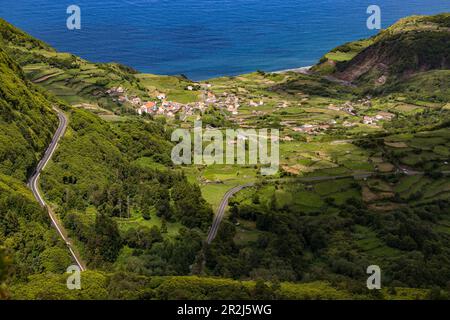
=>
[315,14,450,86]
[335,30,449,83]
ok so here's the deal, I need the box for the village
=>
[105,84,396,137]
[105,83,243,119]
[275,96,396,139]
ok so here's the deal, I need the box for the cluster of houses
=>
[137,100,209,118]
[106,84,243,118]
[328,98,372,116]
[203,91,217,104]
[201,91,244,116]
[106,86,127,103]
[221,93,241,115]
[287,108,395,136]
[327,97,396,127]
[107,81,287,120]
[328,102,356,116]
[106,85,395,131]
[106,86,184,118]
[293,123,331,134]
[362,112,395,125]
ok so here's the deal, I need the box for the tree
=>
[150,226,163,243]
[171,180,213,229]
[252,280,275,299]
[161,219,168,234]
[0,247,9,299]
[0,210,19,235]
[427,287,446,300]
[39,247,72,273]
[89,213,122,263]
[252,193,260,204]
[142,210,151,221]
[156,196,172,220]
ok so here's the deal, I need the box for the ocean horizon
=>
[1,0,449,80]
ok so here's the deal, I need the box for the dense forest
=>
[11,271,434,300]
[0,45,72,296]
[40,109,213,269]
[207,179,450,292]
[0,47,57,181]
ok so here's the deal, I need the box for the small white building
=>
[249,100,259,107]
[116,86,125,94]
[130,97,142,106]
[363,116,376,125]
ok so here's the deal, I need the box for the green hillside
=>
[0,18,51,51]
[313,14,450,92]
[0,47,58,181]
[0,18,199,111]
[0,14,449,300]
[11,272,430,300]
[39,108,213,268]
[0,47,72,298]
[0,28,213,297]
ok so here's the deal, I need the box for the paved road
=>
[205,173,370,244]
[205,173,383,244]
[28,108,86,271]
[205,168,450,244]
[206,183,254,244]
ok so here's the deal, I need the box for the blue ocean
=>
[1,0,449,80]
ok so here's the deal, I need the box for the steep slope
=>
[374,69,450,102]
[0,19,214,281]
[39,108,213,268]
[0,173,72,280]
[336,30,449,83]
[0,18,52,51]
[0,47,72,287]
[0,18,199,111]
[313,14,450,87]
[0,18,147,109]
[0,23,212,293]
[0,47,57,181]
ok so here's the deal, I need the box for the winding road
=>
[28,108,86,271]
[204,173,376,244]
[205,174,378,244]
[205,168,450,244]
[206,183,254,244]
